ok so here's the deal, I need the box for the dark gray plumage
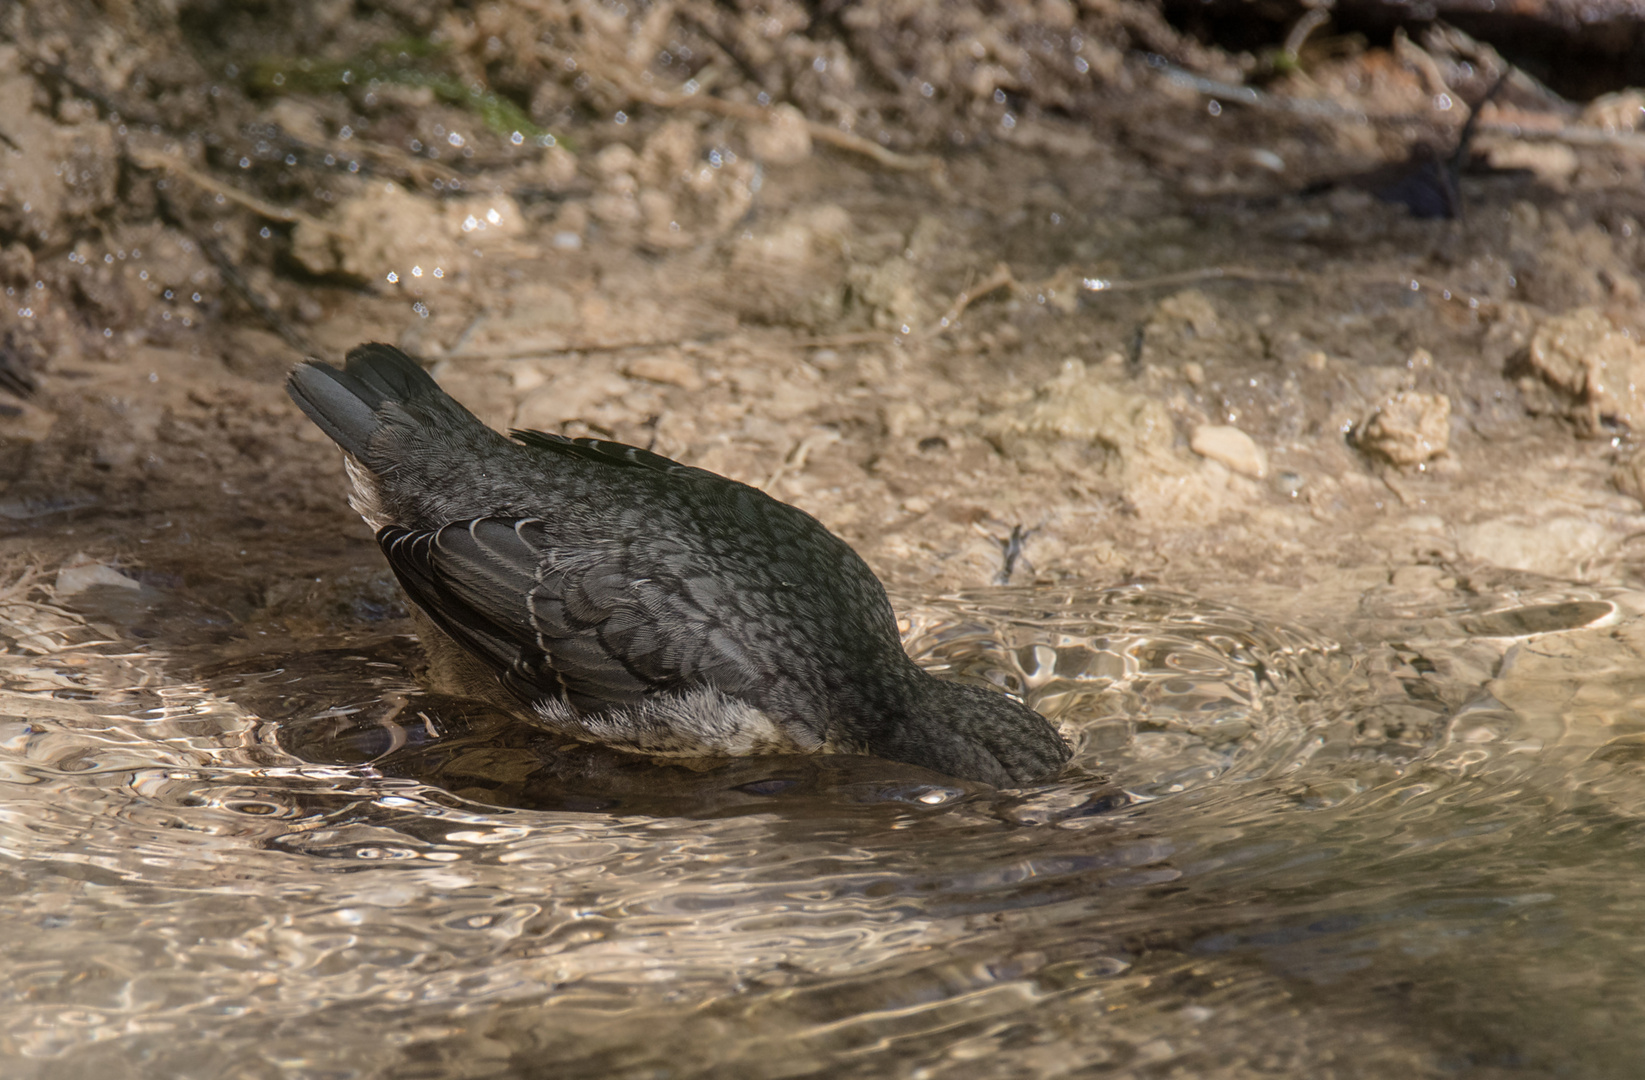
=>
[287,343,1071,786]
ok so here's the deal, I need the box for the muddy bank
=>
[0,2,1643,629]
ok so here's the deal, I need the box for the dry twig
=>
[126,146,329,230]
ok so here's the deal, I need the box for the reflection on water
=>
[1,559,1642,1078]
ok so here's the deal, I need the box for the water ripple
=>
[5,577,1645,1075]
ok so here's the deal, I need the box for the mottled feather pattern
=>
[287,343,1072,785]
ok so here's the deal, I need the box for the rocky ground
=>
[3,0,1645,641]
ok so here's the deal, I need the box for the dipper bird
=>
[287,344,1070,786]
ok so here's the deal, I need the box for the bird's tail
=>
[286,344,461,463]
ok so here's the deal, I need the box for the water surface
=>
[1,553,1640,1078]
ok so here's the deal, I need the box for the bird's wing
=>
[379,518,765,712]
[509,429,705,476]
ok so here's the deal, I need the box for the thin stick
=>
[926,262,1017,337]
[126,146,330,230]
[1078,267,1304,293]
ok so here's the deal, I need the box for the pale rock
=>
[592,143,639,179]
[622,353,704,391]
[1189,424,1267,478]
[748,104,813,165]
[1527,307,1645,432]
[1356,392,1451,465]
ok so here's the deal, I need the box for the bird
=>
[286,343,1071,786]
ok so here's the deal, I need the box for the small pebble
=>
[622,354,704,391]
[1355,392,1450,466]
[1190,424,1268,479]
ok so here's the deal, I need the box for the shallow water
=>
[2,553,1642,1079]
